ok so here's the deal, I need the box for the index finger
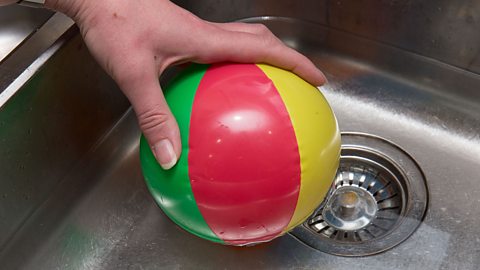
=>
[200,26,326,86]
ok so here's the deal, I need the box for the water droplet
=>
[238,218,250,228]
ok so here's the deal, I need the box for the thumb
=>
[119,68,181,170]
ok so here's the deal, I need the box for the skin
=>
[14,0,327,169]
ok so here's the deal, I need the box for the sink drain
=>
[310,155,404,243]
[290,133,428,256]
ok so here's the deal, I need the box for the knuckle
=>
[253,23,270,34]
[261,30,280,47]
[261,36,280,54]
[137,106,170,134]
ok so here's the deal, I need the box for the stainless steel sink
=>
[1,1,480,269]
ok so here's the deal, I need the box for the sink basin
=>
[1,1,479,269]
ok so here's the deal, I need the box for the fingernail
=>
[318,69,328,85]
[152,139,177,170]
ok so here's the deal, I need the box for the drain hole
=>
[290,133,428,257]
[306,156,404,243]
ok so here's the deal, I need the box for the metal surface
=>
[0,1,480,269]
[0,5,53,62]
[175,0,480,74]
[0,12,74,97]
[325,0,480,74]
[323,184,379,232]
[18,0,47,9]
[173,0,328,25]
[0,29,129,250]
[295,133,428,256]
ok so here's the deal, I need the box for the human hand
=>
[45,0,326,169]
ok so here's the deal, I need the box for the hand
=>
[46,0,326,169]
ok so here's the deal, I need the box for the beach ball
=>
[140,63,340,245]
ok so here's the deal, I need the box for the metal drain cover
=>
[290,133,428,256]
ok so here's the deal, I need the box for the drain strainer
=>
[290,133,428,256]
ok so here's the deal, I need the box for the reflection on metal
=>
[292,133,428,256]
[177,0,480,75]
[322,185,379,232]
[0,5,52,62]
[0,25,129,252]
[0,13,74,97]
